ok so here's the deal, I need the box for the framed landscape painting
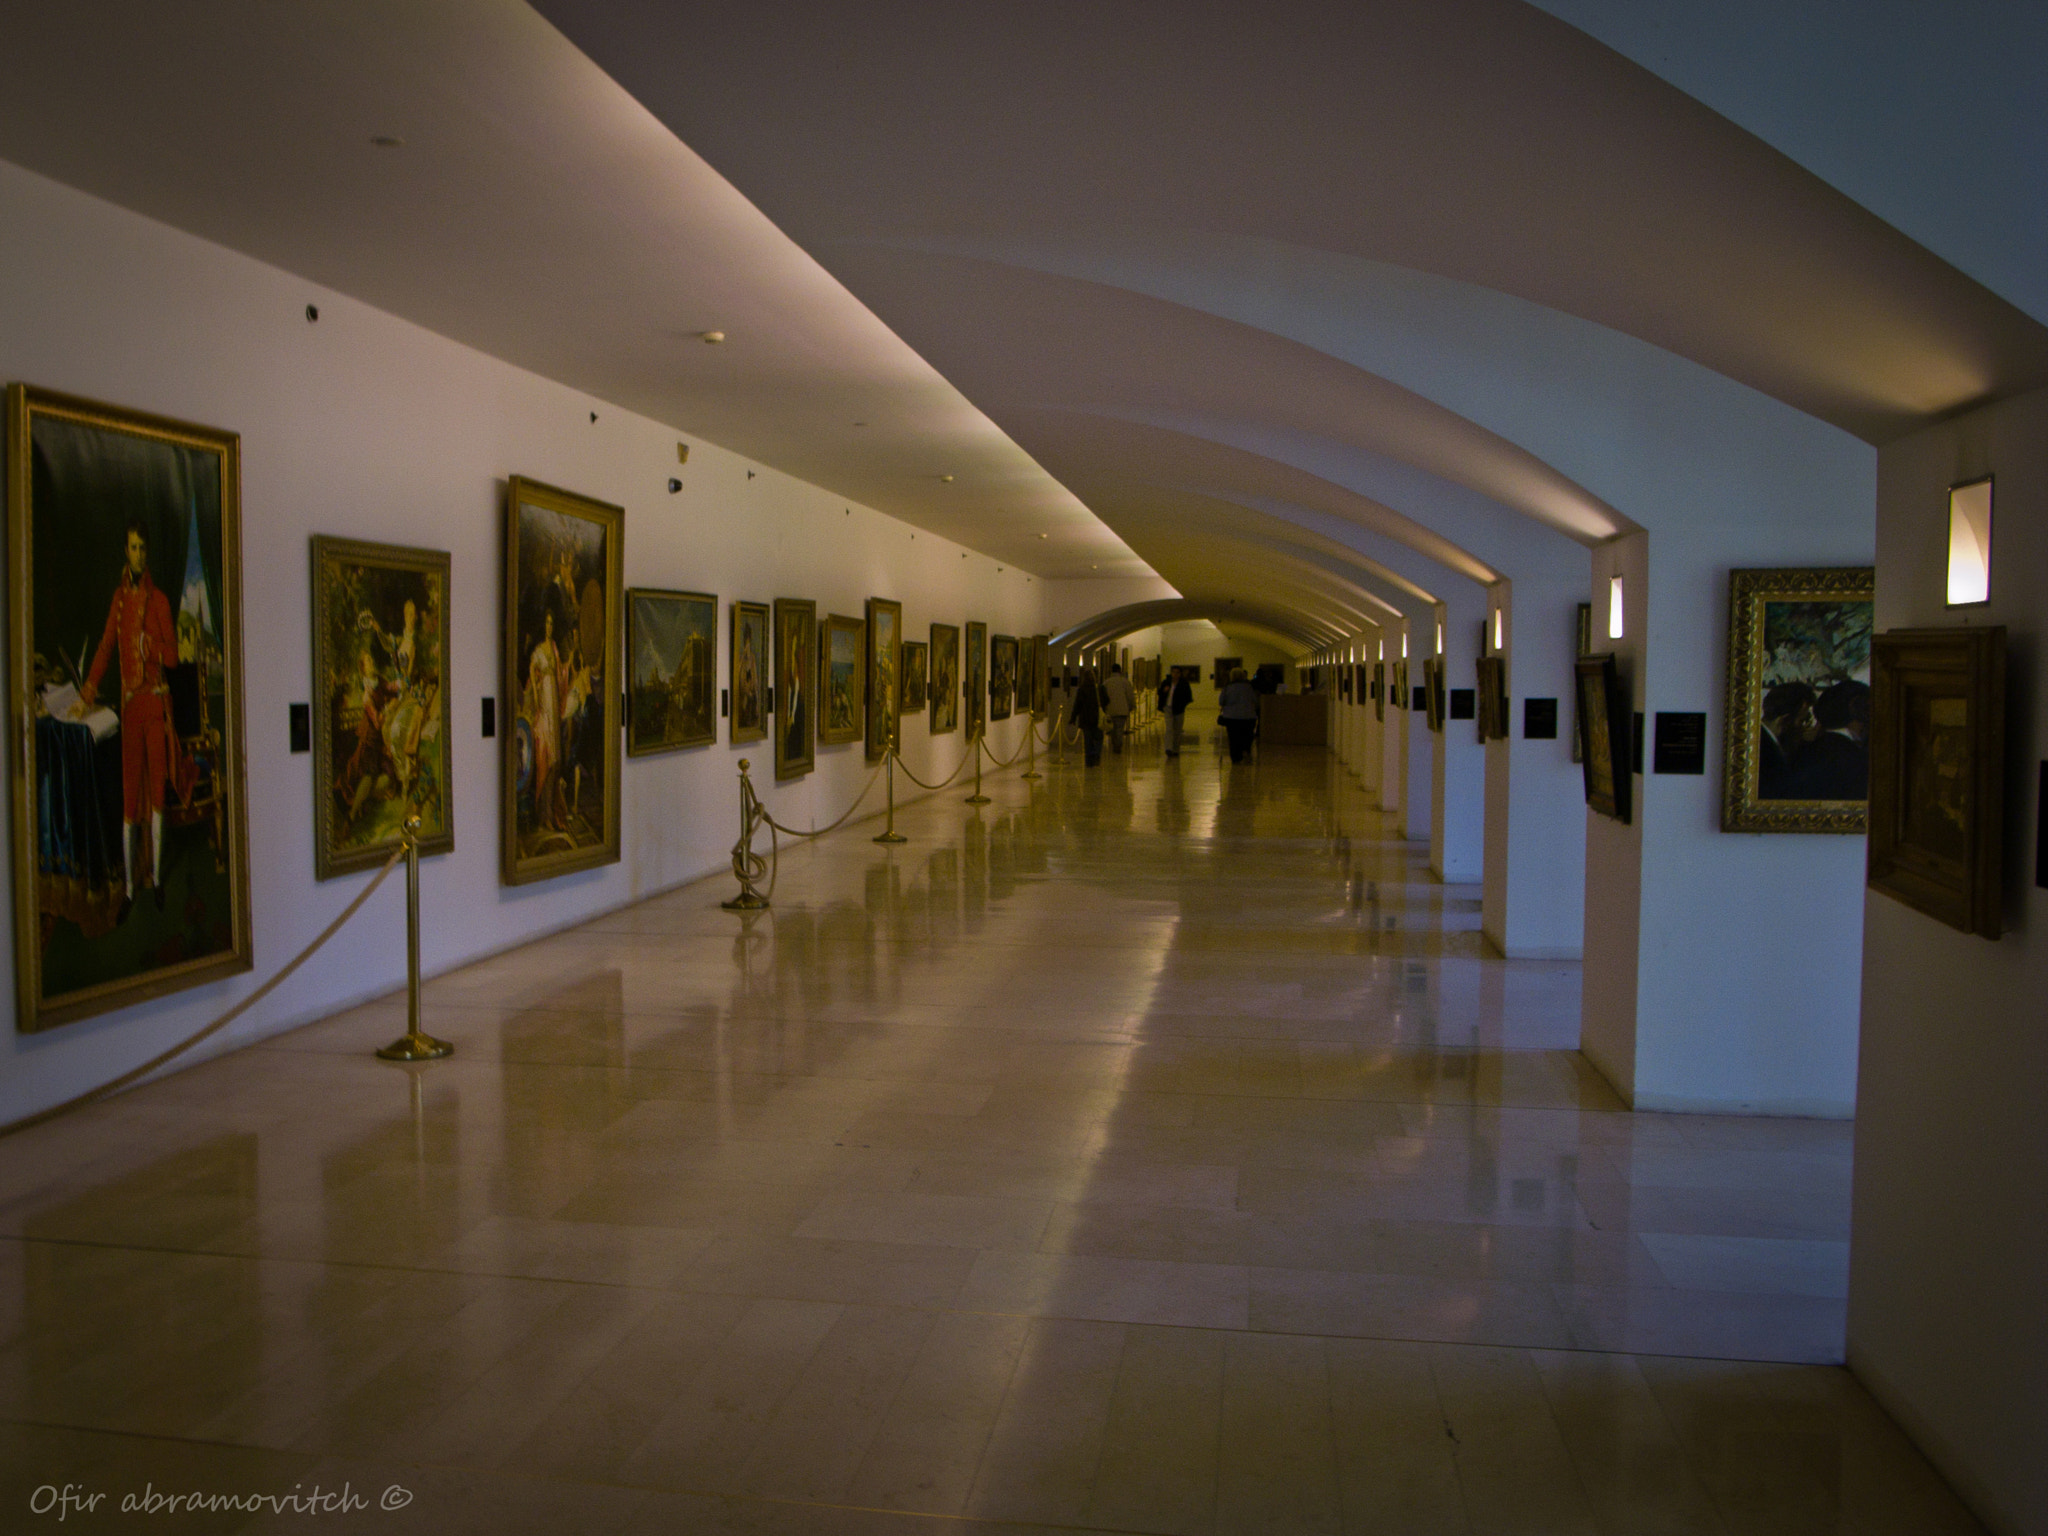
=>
[930,622,959,734]
[626,588,716,756]
[311,536,452,880]
[774,597,815,780]
[901,640,928,714]
[819,612,864,746]
[1721,566,1874,833]
[965,621,987,737]
[730,599,769,744]
[1575,652,1632,824]
[866,597,901,761]
[990,634,1018,722]
[7,385,251,1031]
[502,475,622,886]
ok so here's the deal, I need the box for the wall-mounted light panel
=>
[1948,476,1992,606]
[1608,574,1625,639]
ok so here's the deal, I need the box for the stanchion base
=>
[964,794,992,805]
[872,831,908,844]
[1020,771,1043,780]
[722,893,771,911]
[376,1032,454,1062]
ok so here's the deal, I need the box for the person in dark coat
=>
[1757,682,1818,800]
[1164,668,1194,758]
[1069,667,1104,766]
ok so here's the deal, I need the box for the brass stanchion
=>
[1022,713,1043,780]
[874,752,908,843]
[724,759,772,910]
[377,816,453,1062]
[965,728,992,805]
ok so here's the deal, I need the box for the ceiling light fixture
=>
[1608,574,1625,639]
[369,135,404,148]
[700,330,725,344]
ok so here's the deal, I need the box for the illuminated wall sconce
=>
[1948,476,1992,606]
[1435,619,1444,655]
[1607,574,1625,639]
[1401,631,1409,659]
[1377,638,1384,662]
[1492,608,1504,651]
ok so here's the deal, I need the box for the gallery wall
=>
[1852,385,2047,1536]
[0,158,1044,1121]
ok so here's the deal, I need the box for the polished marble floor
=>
[0,718,1983,1532]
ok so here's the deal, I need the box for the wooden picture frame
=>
[311,535,452,880]
[1424,657,1446,733]
[502,476,623,885]
[1575,652,1632,823]
[7,385,252,1031]
[1373,661,1386,722]
[865,597,901,761]
[1868,627,2006,939]
[990,634,1018,722]
[730,599,769,745]
[819,612,865,746]
[1029,635,1050,714]
[1721,566,1874,833]
[929,622,959,735]
[901,640,928,714]
[626,588,716,756]
[1572,600,1592,763]
[965,621,987,737]
[773,597,816,780]
[1393,660,1409,718]
[1476,655,1508,743]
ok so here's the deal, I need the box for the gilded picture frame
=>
[730,599,769,745]
[311,535,453,880]
[865,597,901,762]
[1029,635,1050,714]
[1721,567,1874,833]
[819,612,864,746]
[990,634,1018,722]
[501,475,623,886]
[1476,655,1508,743]
[7,384,252,1032]
[773,597,816,780]
[929,622,959,735]
[965,621,987,738]
[1868,627,2006,939]
[1393,659,1409,718]
[626,588,716,756]
[901,640,928,714]
[1575,653,1632,824]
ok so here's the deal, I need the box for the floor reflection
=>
[0,718,1975,1534]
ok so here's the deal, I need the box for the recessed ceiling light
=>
[370,135,404,148]
[700,330,726,344]
[852,421,866,427]
[1038,533,1049,540]
[939,474,955,484]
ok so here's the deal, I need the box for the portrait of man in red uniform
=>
[71,519,190,907]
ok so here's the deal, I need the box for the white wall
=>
[1850,386,2048,1536]
[0,158,1043,1120]
[1041,574,1176,635]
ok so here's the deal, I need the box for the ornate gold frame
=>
[625,587,716,756]
[500,475,623,886]
[1721,566,1874,834]
[900,640,928,714]
[730,599,769,745]
[964,621,987,737]
[773,597,816,779]
[818,612,865,746]
[7,384,252,1031]
[865,597,901,761]
[989,634,1018,722]
[311,535,453,880]
[929,622,959,735]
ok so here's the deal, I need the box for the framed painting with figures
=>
[312,535,452,879]
[965,621,987,737]
[819,612,864,746]
[930,622,959,734]
[626,588,716,756]
[774,597,816,780]
[1575,652,1632,824]
[901,640,928,714]
[730,599,769,745]
[990,634,1017,722]
[7,385,252,1031]
[502,475,622,885]
[866,597,901,761]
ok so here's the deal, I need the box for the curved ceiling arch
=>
[1054,599,1355,653]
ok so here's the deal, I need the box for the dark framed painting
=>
[901,640,928,714]
[930,622,959,735]
[1424,657,1446,732]
[866,597,901,762]
[1373,662,1386,722]
[819,612,864,746]
[1572,601,1593,763]
[1340,666,1353,703]
[1476,655,1508,743]
[730,599,769,745]
[1030,635,1050,714]
[990,634,1018,722]
[1575,653,1632,823]
[502,475,622,886]
[1393,660,1409,719]
[7,385,251,1032]
[1868,627,2006,939]
[626,588,716,756]
[965,621,987,737]
[311,536,452,880]
[1721,567,1875,833]
[773,597,816,780]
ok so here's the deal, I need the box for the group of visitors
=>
[1063,661,1264,766]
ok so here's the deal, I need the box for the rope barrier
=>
[760,764,886,841]
[0,841,408,1141]
[892,743,975,792]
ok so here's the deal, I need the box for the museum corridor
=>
[0,729,1980,1534]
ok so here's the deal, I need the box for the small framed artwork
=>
[990,634,1018,721]
[626,588,716,756]
[965,621,987,737]
[930,622,959,734]
[1476,655,1508,742]
[865,597,901,762]
[730,600,769,744]
[1340,666,1353,703]
[503,476,623,885]
[7,385,252,1031]
[1722,566,1874,833]
[901,640,928,713]
[1868,627,2006,939]
[1572,601,1593,763]
[1393,660,1409,717]
[1031,636,1050,714]
[1373,662,1386,722]
[819,613,865,746]
[1424,657,1446,733]
[312,536,453,879]
[773,597,816,779]
[1575,653,1632,823]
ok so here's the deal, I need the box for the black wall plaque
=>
[721,688,730,718]
[481,697,495,738]
[1449,688,1475,720]
[1653,712,1707,775]
[288,702,310,754]
[2038,762,2047,889]
[1524,697,1558,740]
[1413,686,1427,711]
